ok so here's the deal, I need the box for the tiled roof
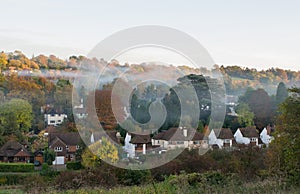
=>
[153,128,204,141]
[49,132,82,146]
[0,140,31,157]
[217,128,234,139]
[130,134,151,144]
[240,127,259,138]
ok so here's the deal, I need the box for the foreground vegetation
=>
[2,171,299,194]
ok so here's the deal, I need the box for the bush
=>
[0,173,33,185]
[22,174,49,193]
[40,163,59,178]
[117,169,152,186]
[66,161,83,170]
[55,171,83,191]
[0,163,34,172]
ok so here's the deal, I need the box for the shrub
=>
[40,163,59,178]
[22,174,49,193]
[0,163,34,172]
[0,173,33,185]
[117,169,152,186]
[66,161,83,170]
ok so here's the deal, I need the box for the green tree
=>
[276,82,288,105]
[236,103,254,127]
[44,149,55,165]
[268,88,300,185]
[0,99,33,137]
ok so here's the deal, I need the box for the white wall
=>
[45,114,67,126]
[234,129,250,144]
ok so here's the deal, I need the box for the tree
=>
[82,137,119,168]
[0,52,8,70]
[239,88,273,129]
[44,149,55,165]
[268,88,300,185]
[236,103,254,127]
[0,99,33,137]
[276,82,288,105]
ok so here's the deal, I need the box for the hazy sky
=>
[0,0,300,70]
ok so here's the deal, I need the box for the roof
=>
[44,126,58,133]
[49,132,82,146]
[44,108,65,115]
[73,107,87,114]
[92,131,120,144]
[217,128,234,139]
[0,140,31,157]
[153,127,204,141]
[130,134,151,144]
[240,127,259,138]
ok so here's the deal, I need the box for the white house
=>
[73,99,88,119]
[260,127,274,146]
[123,133,152,157]
[152,127,208,150]
[44,110,67,126]
[209,128,234,149]
[234,127,259,146]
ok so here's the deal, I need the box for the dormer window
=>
[66,145,69,150]
[76,145,80,150]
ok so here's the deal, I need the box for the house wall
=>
[45,114,67,126]
[234,129,250,144]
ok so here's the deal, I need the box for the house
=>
[209,128,234,149]
[152,127,208,150]
[90,130,120,144]
[260,126,274,146]
[0,140,32,163]
[49,133,81,165]
[123,133,154,158]
[73,98,88,119]
[44,109,67,126]
[234,127,260,146]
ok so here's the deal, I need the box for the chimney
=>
[183,128,188,137]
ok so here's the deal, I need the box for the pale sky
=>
[0,0,300,70]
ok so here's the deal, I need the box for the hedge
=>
[66,161,83,170]
[0,163,34,172]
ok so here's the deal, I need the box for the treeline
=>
[1,50,300,95]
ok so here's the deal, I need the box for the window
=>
[224,139,231,143]
[57,120,61,123]
[50,120,55,123]
[66,145,69,150]
[177,141,184,145]
[54,147,62,152]
[250,138,257,142]
[76,145,80,150]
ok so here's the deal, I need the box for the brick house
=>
[0,140,32,163]
[49,133,81,165]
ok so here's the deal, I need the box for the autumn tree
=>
[0,52,8,70]
[82,137,119,168]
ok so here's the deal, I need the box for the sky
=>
[0,0,300,70]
